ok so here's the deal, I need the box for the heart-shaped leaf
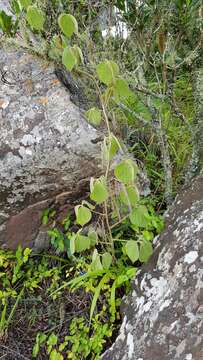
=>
[114,159,136,184]
[139,241,153,262]
[75,233,91,252]
[90,178,109,204]
[85,107,102,126]
[58,13,78,38]
[26,6,45,31]
[62,47,77,71]
[114,78,131,99]
[129,205,151,228]
[75,205,92,226]
[102,252,112,269]
[119,185,139,207]
[125,240,139,263]
[96,60,119,85]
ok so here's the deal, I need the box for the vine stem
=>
[110,214,129,229]
[104,200,115,257]
[77,67,116,256]
[77,68,111,135]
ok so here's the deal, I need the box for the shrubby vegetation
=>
[0,0,202,358]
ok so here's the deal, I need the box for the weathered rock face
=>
[0,0,11,14]
[102,175,203,360]
[0,45,103,249]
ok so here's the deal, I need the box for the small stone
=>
[184,251,198,264]
[0,98,9,109]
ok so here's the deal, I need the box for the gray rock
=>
[0,0,12,14]
[102,175,203,360]
[0,45,103,249]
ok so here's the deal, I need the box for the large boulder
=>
[102,175,203,360]
[0,45,103,249]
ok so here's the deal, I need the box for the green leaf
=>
[90,178,109,204]
[85,107,102,127]
[69,233,76,255]
[11,0,21,15]
[96,60,119,85]
[75,205,92,226]
[38,333,47,344]
[90,273,109,320]
[47,333,58,346]
[75,233,91,252]
[71,45,84,64]
[119,185,139,207]
[115,274,128,286]
[103,134,121,162]
[62,47,77,71]
[114,78,131,99]
[129,205,151,228]
[50,349,63,360]
[0,11,13,34]
[58,13,78,38]
[102,252,112,269]
[20,0,31,9]
[126,267,137,279]
[110,281,116,318]
[23,248,31,262]
[142,230,153,241]
[48,229,65,252]
[26,6,45,31]
[91,249,103,271]
[88,228,98,246]
[125,240,139,263]
[16,245,23,263]
[114,159,136,184]
[32,343,39,358]
[139,241,153,263]
[109,134,121,159]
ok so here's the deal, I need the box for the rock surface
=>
[0,45,102,249]
[102,175,203,360]
[0,0,11,14]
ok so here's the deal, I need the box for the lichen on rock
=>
[0,45,103,249]
[102,175,203,360]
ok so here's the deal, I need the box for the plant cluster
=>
[0,246,63,340]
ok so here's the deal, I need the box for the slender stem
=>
[101,100,111,136]
[0,303,7,334]
[77,67,111,136]
[110,214,129,230]
[6,287,24,327]
[104,201,115,257]
[31,254,70,263]
[77,67,116,256]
